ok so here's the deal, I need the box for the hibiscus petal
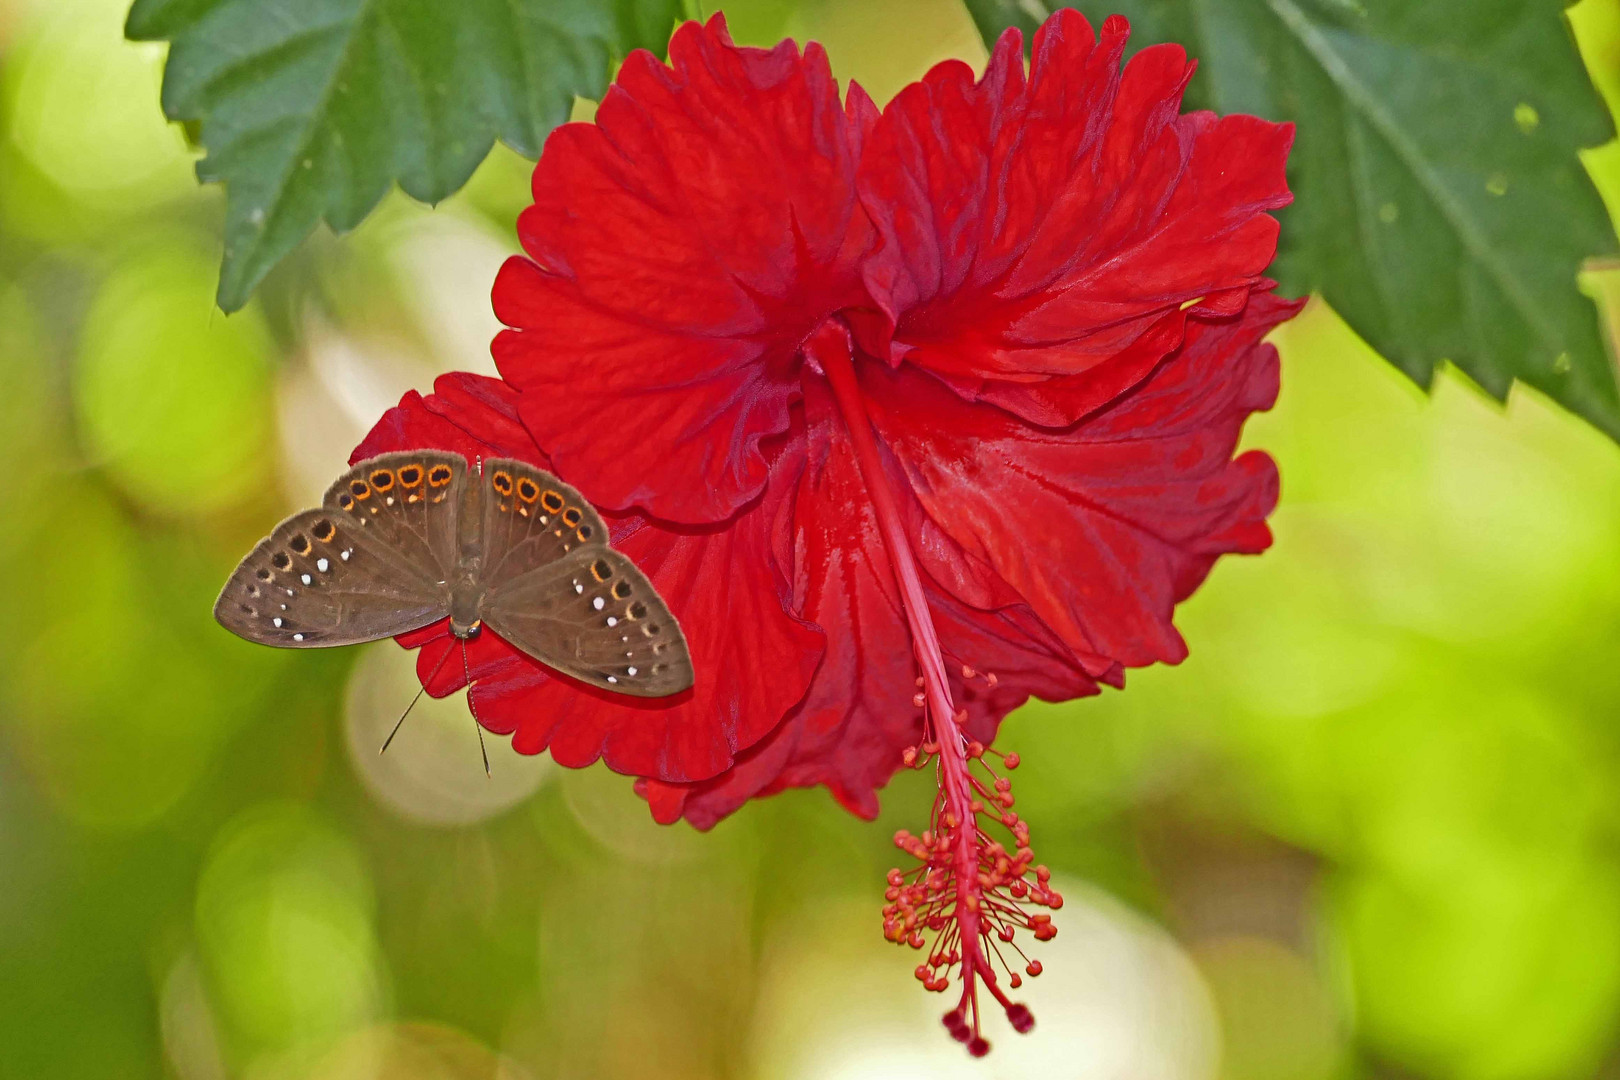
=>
[863,293,1305,671]
[858,11,1292,423]
[353,373,822,782]
[638,380,1098,830]
[492,14,872,524]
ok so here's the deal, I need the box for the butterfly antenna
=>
[463,638,490,778]
[380,644,455,755]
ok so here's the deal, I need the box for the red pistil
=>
[813,322,1061,1055]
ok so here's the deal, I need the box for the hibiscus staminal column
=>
[810,323,1061,1055]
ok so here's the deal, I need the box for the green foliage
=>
[124,0,688,311]
[966,0,1620,444]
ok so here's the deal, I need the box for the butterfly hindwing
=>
[214,452,466,647]
[475,459,693,697]
[482,547,694,697]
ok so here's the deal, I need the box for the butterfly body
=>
[448,572,485,639]
[216,451,693,697]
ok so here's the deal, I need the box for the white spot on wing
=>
[606,616,617,627]
[593,596,605,611]
[301,574,312,585]
[627,666,637,676]
[317,558,329,572]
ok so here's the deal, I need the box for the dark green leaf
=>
[127,0,687,311]
[966,0,1620,442]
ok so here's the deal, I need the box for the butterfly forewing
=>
[214,452,466,647]
[475,459,693,697]
[477,458,608,584]
[323,451,467,583]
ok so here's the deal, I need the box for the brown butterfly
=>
[216,452,694,761]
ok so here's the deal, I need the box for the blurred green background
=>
[5,0,1620,1077]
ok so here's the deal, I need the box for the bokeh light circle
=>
[345,641,552,827]
[292,1022,532,1080]
[746,878,1220,1080]
[74,250,274,516]
[194,803,385,1051]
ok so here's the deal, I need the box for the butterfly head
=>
[451,617,483,640]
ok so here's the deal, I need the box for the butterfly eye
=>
[613,580,633,600]
[540,491,564,513]
[350,479,371,500]
[590,558,612,582]
[312,519,336,543]
[492,471,513,496]
[517,478,540,503]
[289,533,312,556]
[369,469,395,491]
[272,552,292,571]
[398,465,423,487]
[428,465,453,487]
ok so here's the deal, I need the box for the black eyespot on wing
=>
[272,552,292,571]
[612,580,632,600]
[428,464,453,487]
[256,568,273,581]
[517,478,539,502]
[576,525,593,542]
[369,468,395,492]
[492,471,514,496]
[398,464,423,487]
[590,558,612,582]
[562,507,581,528]
[339,493,355,511]
[350,479,371,499]
[289,533,311,556]
[540,490,564,513]
[627,601,647,619]
[312,519,335,542]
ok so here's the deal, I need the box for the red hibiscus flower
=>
[355,9,1297,1054]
